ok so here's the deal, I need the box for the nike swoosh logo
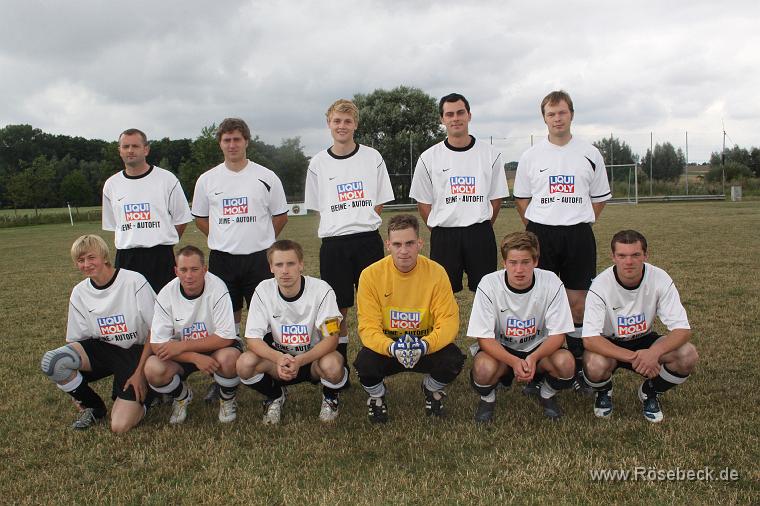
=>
[175,318,183,322]
[328,177,336,180]
[442,168,451,172]
[384,293,391,297]
[116,196,126,201]
[612,307,622,311]
[539,168,549,172]
[214,191,223,195]
[500,308,508,312]
[88,308,96,313]
[273,315,281,319]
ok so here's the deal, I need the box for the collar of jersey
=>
[613,264,646,291]
[90,268,120,290]
[180,283,204,300]
[444,135,476,152]
[328,144,360,160]
[504,271,535,294]
[122,165,154,180]
[279,276,306,302]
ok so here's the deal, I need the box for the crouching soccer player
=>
[237,240,346,424]
[468,231,576,422]
[354,214,465,423]
[144,246,242,424]
[40,235,155,432]
[582,230,698,423]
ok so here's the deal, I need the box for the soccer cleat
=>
[204,382,221,403]
[318,395,340,423]
[218,397,237,423]
[521,380,541,398]
[593,389,613,418]
[422,385,446,418]
[539,396,563,420]
[367,396,388,424]
[638,382,664,423]
[474,399,496,423]
[169,388,193,425]
[72,407,104,430]
[262,390,286,425]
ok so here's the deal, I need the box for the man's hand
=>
[154,341,185,361]
[632,348,661,378]
[192,354,220,375]
[513,359,534,382]
[276,353,297,381]
[389,334,428,369]
[123,370,148,403]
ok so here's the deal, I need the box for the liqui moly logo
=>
[618,314,647,337]
[549,175,575,194]
[281,324,310,345]
[337,181,364,201]
[505,317,537,338]
[223,197,248,215]
[182,322,209,340]
[390,310,421,329]
[98,315,127,335]
[449,176,476,194]
[123,203,151,221]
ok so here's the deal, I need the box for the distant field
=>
[0,201,757,504]
[0,206,101,217]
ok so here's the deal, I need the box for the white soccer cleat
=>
[218,397,237,423]
[318,395,340,423]
[262,392,286,425]
[593,388,613,418]
[638,383,664,423]
[169,388,193,425]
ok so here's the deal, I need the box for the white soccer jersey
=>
[513,137,611,226]
[582,263,690,342]
[192,160,289,254]
[66,269,155,349]
[467,268,574,353]
[102,166,192,249]
[304,145,394,238]
[151,272,236,343]
[245,276,342,355]
[409,137,509,228]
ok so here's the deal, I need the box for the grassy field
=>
[0,201,758,504]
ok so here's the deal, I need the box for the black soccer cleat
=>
[521,379,541,398]
[422,385,446,418]
[638,382,664,423]
[593,388,613,418]
[367,396,388,424]
[539,396,563,421]
[474,399,496,423]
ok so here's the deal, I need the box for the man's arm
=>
[291,333,339,370]
[151,334,232,362]
[272,213,288,238]
[583,334,636,364]
[514,198,530,226]
[490,198,502,224]
[477,338,521,370]
[528,333,565,363]
[356,271,394,356]
[175,223,187,239]
[374,205,383,215]
[421,270,459,353]
[194,217,210,237]
[123,341,153,402]
[632,328,691,377]
[416,203,432,228]
[592,202,606,221]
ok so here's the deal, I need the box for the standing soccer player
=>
[40,235,155,432]
[467,231,575,422]
[513,90,611,391]
[409,93,509,293]
[304,99,394,368]
[192,118,289,400]
[102,128,193,293]
[145,246,242,424]
[237,240,346,424]
[582,230,698,423]
[354,214,465,423]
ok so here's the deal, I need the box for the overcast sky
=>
[1,0,757,163]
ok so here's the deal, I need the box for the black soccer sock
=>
[470,370,496,399]
[646,366,688,395]
[567,326,585,374]
[321,367,348,399]
[213,373,240,400]
[242,373,282,400]
[68,383,107,418]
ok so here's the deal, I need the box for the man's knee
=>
[667,342,698,374]
[472,352,501,384]
[318,351,344,381]
[546,349,575,378]
[236,350,262,377]
[583,351,615,381]
[214,347,241,375]
[430,344,465,380]
[144,355,171,383]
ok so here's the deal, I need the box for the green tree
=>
[641,142,685,181]
[6,155,56,214]
[354,86,444,202]
[178,124,222,197]
[60,169,94,212]
[705,161,752,183]
[593,136,637,181]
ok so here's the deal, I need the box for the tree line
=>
[1,86,757,213]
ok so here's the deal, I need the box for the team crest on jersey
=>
[182,322,209,340]
[390,310,421,330]
[223,197,248,215]
[549,175,575,194]
[123,203,151,221]
[505,317,537,338]
[336,181,365,201]
[617,313,647,337]
[449,176,476,195]
[281,324,310,345]
[98,315,127,335]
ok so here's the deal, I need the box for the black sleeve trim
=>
[191,213,209,219]
[590,191,611,199]
[476,286,493,305]
[584,156,596,171]
[258,179,272,192]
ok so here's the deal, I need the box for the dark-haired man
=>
[409,93,509,293]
